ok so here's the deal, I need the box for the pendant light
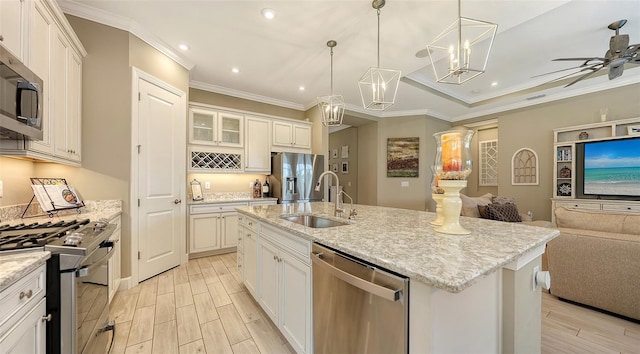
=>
[426,0,497,84]
[317,40,345,127]
[358,0,401,111]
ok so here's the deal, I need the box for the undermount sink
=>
[280,214,349,228]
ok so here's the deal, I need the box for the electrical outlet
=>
[401,181,409,187]
[204,181,211,190]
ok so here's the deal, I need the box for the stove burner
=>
[0,219,91,251]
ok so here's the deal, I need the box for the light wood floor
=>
[109,252,295,354]
[111,253,640,354]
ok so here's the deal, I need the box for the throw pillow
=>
[486,203,522,222]
[477,205,489,219]
[460,193,494,217]
[491,195,516,205]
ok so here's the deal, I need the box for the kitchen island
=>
[236,202,559,354]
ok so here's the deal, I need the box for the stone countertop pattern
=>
[188,192,278,205]
[0,200,122,227]
[0,252,51,292]
[236,202,559,293]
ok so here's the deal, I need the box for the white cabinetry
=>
[108,215,122,303]
[189,202,247,256]
[0,265,46,354]
[238,214,259,298]
[189,107,243,147]
[272,120,311,151]
[256,223,312,354]
[0,0,85,165]
[244,116,271,173]
[0,0,26,59]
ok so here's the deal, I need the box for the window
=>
[512,148,539,185]
[479,140,498,186]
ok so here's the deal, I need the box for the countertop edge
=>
[0,251,51,293]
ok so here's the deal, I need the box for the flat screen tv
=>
[576,136,640,199]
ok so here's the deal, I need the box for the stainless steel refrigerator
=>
[270,152,325,203]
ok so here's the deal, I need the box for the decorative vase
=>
[432,129,474,235]
[430,193,445,226]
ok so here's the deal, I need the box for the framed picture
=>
[331,149,339,159]
[628,125,640,135]
[387,137,419,177]
[341,161,349,174]
[332,163,338,172]
[341,145,349,158]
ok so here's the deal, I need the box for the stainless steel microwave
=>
[0,45,43,140]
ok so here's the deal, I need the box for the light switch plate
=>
[401,181,409,187]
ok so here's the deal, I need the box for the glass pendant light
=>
[358,0,401,111]
[317,40,345,127]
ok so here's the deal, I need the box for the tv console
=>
[552,117,640,224]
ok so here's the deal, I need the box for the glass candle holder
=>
[433,129,474,180]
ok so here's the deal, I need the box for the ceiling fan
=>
[535,19,640,87]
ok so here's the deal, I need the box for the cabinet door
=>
[0,298,46,354]
[245,116,271,172]
[258,239,279,324]
[218,112,243,147]
[189,108,217,145]
[189,213,220,253]
[220,212,239,248]
[292,124,311,149]
[0,0,24,59]
[66,50,82,162]
[272,121,293,147]
[25,0,54,155]
[52,29,71,159]
[243,229,258,297]
[279,251,312,354]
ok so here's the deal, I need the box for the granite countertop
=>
[0,252,51,293]
[0,200,122,227]
[188,192,278,205]
[236,202,559,293]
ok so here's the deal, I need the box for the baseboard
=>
[118,276,133,290]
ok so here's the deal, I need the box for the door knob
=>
[174,199,182,204]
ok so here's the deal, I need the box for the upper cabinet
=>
[244,116,271,173]
[0,0,26,60]
[272,120,311,151]
[189,106,243,148]
[0,0,86,166]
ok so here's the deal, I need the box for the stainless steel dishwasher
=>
[312,243,409,354]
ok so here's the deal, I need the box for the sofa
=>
[546,207,640,321]
[459,193,552,227]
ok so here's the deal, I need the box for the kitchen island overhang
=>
[236,202,559,353]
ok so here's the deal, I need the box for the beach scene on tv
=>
[584,138,640,197]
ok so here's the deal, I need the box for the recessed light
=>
[299,86,305,91]
[178,43,190,51]
[261,8,276,20]
[231,68,240,74]
[491,81,498,87]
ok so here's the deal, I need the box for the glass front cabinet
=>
[189,107,243,147]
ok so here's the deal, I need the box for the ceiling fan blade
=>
[610,34,630,55]
[552,57,604,62]
[538,64,603,86]
[608,63,625,80]
[625,44,640,63]
[565,68,601,87]
[531,64,594,78]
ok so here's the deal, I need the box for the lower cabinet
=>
[0,265,47,354]
[189,202,247,256]
[108,215,122,303]
[242,220,312,354]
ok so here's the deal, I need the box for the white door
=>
[136,76,186,282]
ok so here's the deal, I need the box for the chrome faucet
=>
[314,171,344,217]
[338,190,357,220]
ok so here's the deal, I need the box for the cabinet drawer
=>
[190,202,248,214]
[601,203,640,214]
[245,217,258,233]
[260,224,311,264]
[556,201,601,211]
[0,264,45,331]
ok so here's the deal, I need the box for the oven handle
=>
[76,245,116,278]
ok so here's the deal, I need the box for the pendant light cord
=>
[330,46,334,95]
[377,8,381,68]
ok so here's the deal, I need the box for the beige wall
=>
[459,83,640,221]
[188,173,268,194]
[376,115,451,211]
[329,127,358,202]
[357,122,378,206]
[0,157,36,205]
[189,88,305,121]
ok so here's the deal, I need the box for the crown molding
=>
[58,1,194,70]
[190,81,306,111]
